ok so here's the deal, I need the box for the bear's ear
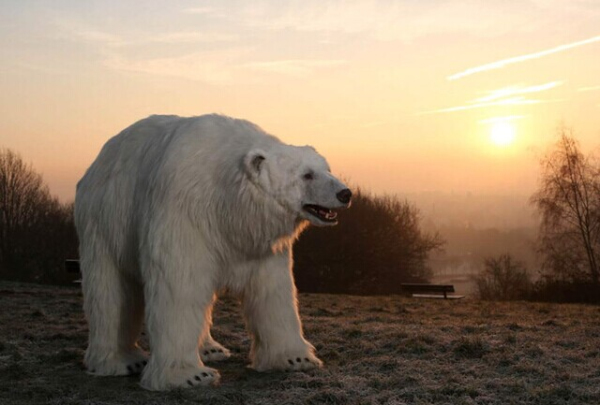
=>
[244,149,266,178]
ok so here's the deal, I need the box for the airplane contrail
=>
[448,35,600,81]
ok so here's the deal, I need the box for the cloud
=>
[147,32,238,44]
[103,49,251,84]
[420,97,553,115]
[421,82,563,114]
[448,35,600,80]
[474,82,563,103]
[73,30,125,46]
[53,19,245,83]
[186,0,555,42]
[52,20,126,47]
[54,17,238,48]
[181,6,216,15]
[578,85,600,92]
[177,0,600,45]
[242,59,346,76]
[479,116,525,124]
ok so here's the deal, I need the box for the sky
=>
[1,0,599,202]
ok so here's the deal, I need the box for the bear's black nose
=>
[336,188,352,204]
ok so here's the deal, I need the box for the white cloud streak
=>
[474,81,563,103]
[478,115,525,124]
[420,97,548,114]
[421,81,564,115]
[448,35,600,80]
[578,85,600,92]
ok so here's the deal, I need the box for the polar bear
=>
[74,114,351,391]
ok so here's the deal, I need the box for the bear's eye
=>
[303,172,314,180]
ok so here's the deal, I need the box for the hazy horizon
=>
[2,1,599,203]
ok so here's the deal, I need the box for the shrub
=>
[530,278,600,304]
[294,188,444,295]
[473,254,532,301]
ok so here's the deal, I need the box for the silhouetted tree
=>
[295,188,444,295]
[0,148,77,282]
[531,128,600,285]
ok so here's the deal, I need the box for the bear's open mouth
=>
[303,204,338,223]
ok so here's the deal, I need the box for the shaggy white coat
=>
[74,114,349,391]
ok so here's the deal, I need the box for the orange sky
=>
[1,1,599,201]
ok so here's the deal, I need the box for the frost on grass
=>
[1,281,600,405]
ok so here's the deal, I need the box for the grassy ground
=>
[1,281,599,405]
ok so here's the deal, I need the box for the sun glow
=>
[489,121,516,146]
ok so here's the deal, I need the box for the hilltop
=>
[1,281,599,405]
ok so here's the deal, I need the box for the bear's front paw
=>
[184,368,220,388]
[284,354,323,371]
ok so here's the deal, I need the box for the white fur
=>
[74,114,349,391]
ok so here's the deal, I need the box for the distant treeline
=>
[0,148,442,294]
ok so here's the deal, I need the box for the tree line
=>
[0,148,442,293]
[2,125,599,301]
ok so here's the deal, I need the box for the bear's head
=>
[244,144,351,226]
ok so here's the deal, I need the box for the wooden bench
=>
[65,259,81,284]
[65,259,81,273]
[400,283,464,299]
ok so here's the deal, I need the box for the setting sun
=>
[489,121,516,146]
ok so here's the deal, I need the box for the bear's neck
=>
[211,172,306,259]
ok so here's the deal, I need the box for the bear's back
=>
[77,114,277,197]
[74,114,281,267]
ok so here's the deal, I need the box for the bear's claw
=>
[200,344,231,363]
[126,361,147,375]
[85,349,149,376]
[254,349,322,372]
[285,356,321,371]
[183,369,219,388]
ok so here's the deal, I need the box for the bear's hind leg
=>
[82,254,148,376]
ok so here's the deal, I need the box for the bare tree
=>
[0,149,47,264]
[0,148,78,281]
[531,128,600,285]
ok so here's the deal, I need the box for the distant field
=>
[1,281,599,405]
